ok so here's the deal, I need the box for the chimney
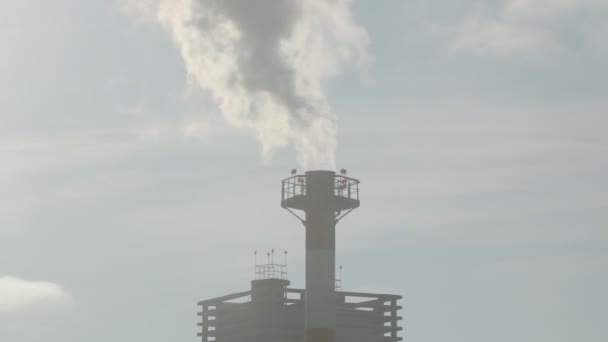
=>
[281,170,360,342]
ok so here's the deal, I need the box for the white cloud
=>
[132,125,165,142]
[450,0,608,56]
[119,0,159,24]
[453,16,556,55]
[129,117,211,142]
[181,119,209,139]
[505,0,598,18]
[117,103,145,116]
[0,276,73,315]
[103,75,129,91]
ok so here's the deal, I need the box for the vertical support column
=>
[391,299,398,341]
[202,304,208,342]
[304,171,336,342]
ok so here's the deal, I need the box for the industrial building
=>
[197,170,403,342]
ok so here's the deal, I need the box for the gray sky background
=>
[1,0,607,341]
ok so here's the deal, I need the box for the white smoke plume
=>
[125,0,369,169]
[0,276,73,315]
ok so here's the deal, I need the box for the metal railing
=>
[282,174,359,202]
[255,263,288,280]
[281,175,306,202]
[335,175,359,201]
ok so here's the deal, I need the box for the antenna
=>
[284,250,288,280]
[253,249,289,281]
[336,265,344,291]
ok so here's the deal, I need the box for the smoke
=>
[125,0,369,169]
[0,276,73,315]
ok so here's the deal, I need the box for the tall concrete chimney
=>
[281,170,360,342]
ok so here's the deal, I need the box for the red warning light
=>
[340,178,347,184]
[340,168,347,175]
[297,177,304,183]
[291,168,297,175]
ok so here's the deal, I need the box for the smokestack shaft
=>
[304,171,336,342]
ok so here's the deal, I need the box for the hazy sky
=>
[1,1,607,341]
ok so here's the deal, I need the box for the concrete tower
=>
[281,170,360,342]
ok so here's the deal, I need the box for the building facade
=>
[197,278,402,342]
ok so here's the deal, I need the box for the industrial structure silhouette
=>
[197,171,403,342]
